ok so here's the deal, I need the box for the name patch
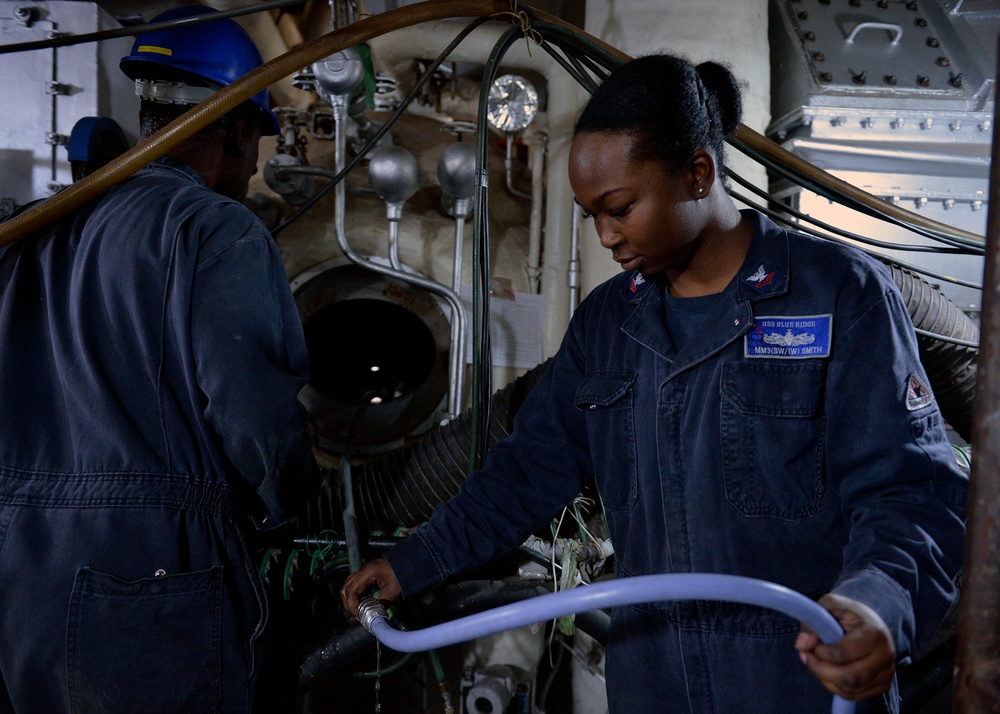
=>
[745,315,832,359]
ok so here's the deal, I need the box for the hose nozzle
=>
[358,596,388,635]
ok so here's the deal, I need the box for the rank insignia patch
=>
[905,372,935,411]
[744,262,785,295]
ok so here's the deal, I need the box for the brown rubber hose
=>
[0,0,984,252]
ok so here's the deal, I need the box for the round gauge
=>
[486,74,539,133]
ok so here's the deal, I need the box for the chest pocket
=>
[720,361,826,519]
[575,371,637,512]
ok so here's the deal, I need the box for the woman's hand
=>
[339,557,403,618]
[795,593,896,700]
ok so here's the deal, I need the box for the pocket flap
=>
[574,371,637,409]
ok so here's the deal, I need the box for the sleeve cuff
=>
[385,530,448,598]
[833,566,916,664]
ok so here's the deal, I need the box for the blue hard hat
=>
[120,5,279,135]
[66,117,129,163]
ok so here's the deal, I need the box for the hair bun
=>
[696,61,743,136]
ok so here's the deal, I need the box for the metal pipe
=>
[527,131,547,293]
[568,200,581,319]
[504,133,532,200]
[0,0,523,248]
[452,199,469,294]
[386,204,403,271]
[331,109,467,419]
[953,43,1000,713]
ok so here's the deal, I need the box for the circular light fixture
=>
[486,74,539,133]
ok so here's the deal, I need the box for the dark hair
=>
[139,99,259,142]
[574,54,743,170]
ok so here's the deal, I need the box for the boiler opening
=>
[304,298,437,406]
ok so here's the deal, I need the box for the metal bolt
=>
[803,31,816,41]
[915,197,928,209]
[972,200,983,211]
[949,73,964,89]
[884,74,898,86]
[980,120,992,132]
[921,118,934,130]
[45,132,67,146]
[860,117,875,129]
[852,71,868,85]
[906,1,919,9]
[936,56,951,67]
[917,75,931,87]
[916,18,929,28]
[812,51,826,62]
[46,182,66,193]
[12,5,38,25]
[798,10,808,21]
[889,195,901,205]
[45,81,69,96]
[877,0,889,8]
[949,120,962,131]
[819,72,833,83]
[892,117,906,129]
[849,0,861,5]
[943,199,955,210]
[830,116,847,127]
[926,37,938,47]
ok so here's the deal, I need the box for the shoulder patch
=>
[746,315,832,359]
[905,372,935,411]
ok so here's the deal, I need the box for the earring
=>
[696,186,705,195]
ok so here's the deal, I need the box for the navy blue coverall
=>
[386,210,967,713]
[0,157,319,713]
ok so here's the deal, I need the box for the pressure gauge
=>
[486,74,539,133]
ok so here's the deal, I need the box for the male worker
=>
[0,7,319,712]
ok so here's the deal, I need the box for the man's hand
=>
[340,557,403,618]
[796,593,896,700]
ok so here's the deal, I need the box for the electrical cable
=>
[0,0,308,55]
[469,25,526,471]
[729,129,986,253]
[727,188,982,350]
[271,16,489,236]
[357,573,856,714]
[728,188,984,293]
[0,0,528,249]
[726,170,976,257]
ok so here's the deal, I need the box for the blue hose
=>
[358,573,856,714]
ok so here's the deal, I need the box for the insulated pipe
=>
[953,49,1000,712]
[357,573,855,714]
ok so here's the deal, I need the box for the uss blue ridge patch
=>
[745,315,833,359]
